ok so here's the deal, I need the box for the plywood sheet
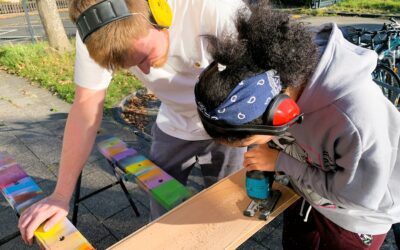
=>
[109,169,299,250]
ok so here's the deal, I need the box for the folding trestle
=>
[97,136,191,211]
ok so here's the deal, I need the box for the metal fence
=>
[312,0,340,8]
[0,0,68,14]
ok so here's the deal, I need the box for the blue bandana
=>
[197,70,282,125]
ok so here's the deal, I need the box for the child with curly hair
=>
[195,1,400,249]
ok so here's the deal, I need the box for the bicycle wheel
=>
[372,63,400,107]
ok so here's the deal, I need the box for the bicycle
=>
[375,18,400,75]
[345,19,400,109]
[345,18,400,74]
[372,63,400,109]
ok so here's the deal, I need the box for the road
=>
[301,15,388,30]
[0,11,393,45]
[0,10,75,44]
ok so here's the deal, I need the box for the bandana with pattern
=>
[197,70,282,125]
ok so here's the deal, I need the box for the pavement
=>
[0,15,399,250]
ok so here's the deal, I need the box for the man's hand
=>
[243,144,279,171]
[18,193,69,246]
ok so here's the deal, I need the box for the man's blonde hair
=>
[69,0,152,70]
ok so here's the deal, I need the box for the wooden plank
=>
[109,168,299,250]
[97,136,191,211]
[0,152,95,250]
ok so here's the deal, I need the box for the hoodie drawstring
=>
[304,205,312,222]
[299,198,312,222]
[299,198,306,216]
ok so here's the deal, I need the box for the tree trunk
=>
[36,0,71,53]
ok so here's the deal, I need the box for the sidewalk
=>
[0,70,398,249]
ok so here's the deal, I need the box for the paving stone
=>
[3,95,38,111]
[251,214,283,243]
[98,119,137,140]
[0,236,40,250]
[259,227,283,250]
[0,121,9,132]
[38,147,61,166]
[39,118,67,139]
[84,157,116,177]
[0,138,30,156]
[81,180,137,220]
[24,162,57,183]
[24,104,69,123]
[0,112,27,124]
[14,85,51,100]
[0,133,19,146]
[103,203,150,240]
[17,133,63,156]
[237,239,269,250]
[73,205,110,246]
[93,234,118,250]
[124,182,151,210]
[78,169,115,197]
[0,208,19,243]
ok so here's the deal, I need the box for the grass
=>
[297,0,400,16]
[0,40,143,110]
[332,0,400,14]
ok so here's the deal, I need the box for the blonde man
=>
[18,0,247,245]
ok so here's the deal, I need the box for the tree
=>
[36,0,72,52]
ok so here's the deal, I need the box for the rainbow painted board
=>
[97,136,191,210]
[0,152,95,250]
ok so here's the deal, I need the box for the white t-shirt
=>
[74,0,245,140]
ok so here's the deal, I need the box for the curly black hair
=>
[196,0,318,143]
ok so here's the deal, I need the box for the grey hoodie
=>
[276,23,400,234]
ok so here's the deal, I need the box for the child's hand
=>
[243,144,279,171]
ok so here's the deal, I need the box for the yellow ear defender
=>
[76,0,173,42]
[148,0,173,28]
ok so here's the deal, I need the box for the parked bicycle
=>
[345,18,400,109]
[376,18,400,74]
[372,64,400,109]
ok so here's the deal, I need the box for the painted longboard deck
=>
[108,168,299,250]
[97,136,191,210]
[0,152,94,250]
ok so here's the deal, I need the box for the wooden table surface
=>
[108,169,299,250]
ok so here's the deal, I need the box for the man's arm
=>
[18,86,106,245]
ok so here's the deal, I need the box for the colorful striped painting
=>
[97,136,191,210]
[0,152,95,250]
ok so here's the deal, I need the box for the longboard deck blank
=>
[108,168,299,250]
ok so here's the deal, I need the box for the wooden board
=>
[108,168,299,250]
[0,152,94,250]
[97,136,191,210]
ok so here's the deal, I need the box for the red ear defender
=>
[264,94,301,127]
[272,97,301,126]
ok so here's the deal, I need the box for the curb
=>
[328,12,400,19]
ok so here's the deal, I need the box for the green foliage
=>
[277,0,400,15]
[0,40,143,109]
[332,0,400,14]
